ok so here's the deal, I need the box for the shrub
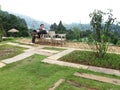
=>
[117,40,120,46]
[0,34,2,42]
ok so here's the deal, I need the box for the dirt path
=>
[66,42,120,53]
[15,38,120,53]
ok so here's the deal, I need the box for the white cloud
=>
[0,0,120,24]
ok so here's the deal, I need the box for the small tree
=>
[72,27,81,41]
[89,9,115,58]
[50,23,58,33]
[0,19,6,41]
[58,21,66,34]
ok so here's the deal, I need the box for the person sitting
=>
[38,24,47,38]
[31,30,38,43]
[31,24,47,44]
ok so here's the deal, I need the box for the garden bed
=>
[59,50,120,70]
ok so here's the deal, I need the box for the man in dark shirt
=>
[38,24,47,38]
[31,24,47,44]
[31,30,38,43]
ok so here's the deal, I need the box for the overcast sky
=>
[0,0,120,24]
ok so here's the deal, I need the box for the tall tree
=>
[66,29,75,40]
[0,18,6,41]
[50,23,58,33]
[0,10,29,37]
[58,21,66,33]
[72,27,80,40]
[89,9,115,58]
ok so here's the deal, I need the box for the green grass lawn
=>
[0,54,120,90]
[0,44,27,60]
[59,50,120,70]
[56,82,82,90]
[0,37,16,43]
[42,47,66,51]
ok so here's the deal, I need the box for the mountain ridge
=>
[9,12,91,30]
[9,12,50,30]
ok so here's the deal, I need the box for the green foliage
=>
[50,21,66,34]
[117,40,120,46]
[89,10,103,42]
[59,50,120,70]
[50,21,80,40]
[110,31,119,44]
[80,30,92,38]
[72,27,80,40]
[58,21,66,33]
[50,23,58,33]
[89,9,115,58]
[50,21,93,41]
[50,21,71,40]
[0,10,29,37]
[66,29,75,40]
[0,18,6,41]
[0,34,2,42]
[5,37,15,41]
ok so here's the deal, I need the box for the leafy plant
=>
[117,40,120,46]
[89,9,115,58]
[59,50,120,70]
[0,34,2,42]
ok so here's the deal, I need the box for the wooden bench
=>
[53,34,66,46]
[37,31,66,46]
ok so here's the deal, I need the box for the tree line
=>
[50,19,120,45]
[50,21,93,41]
[0,10,120,46]
[0,10,29,39]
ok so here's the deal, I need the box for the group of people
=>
[31,24,47,44]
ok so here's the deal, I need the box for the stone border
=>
[1,42,120,77]
[74,72,120,85]
[47,49,75,60]
[48,79,65,90]
[42,59,88,69]
[42,49,120,77]
[2,52,35,64]
[66,80,97,90]
[7,42,33,49]
[88,66,120,77]
[0,62,6,68]
[1,42,59,65]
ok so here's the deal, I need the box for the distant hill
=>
[65,23,91,30]
[9,12,91,31]
[9,12,120,32]
[9,12,50,30]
